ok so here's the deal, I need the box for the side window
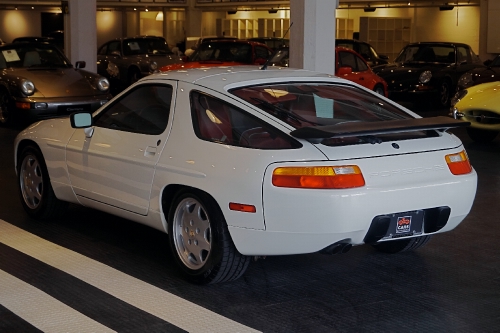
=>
[98,44,108,56]
[457,47,469,64]
[339,51,357,71]
[190,91,301,150]
[358,43,372,61]
[94,84,172,135]
[255,46,271,60]
[355,55,369,72]
[107,41,121,56]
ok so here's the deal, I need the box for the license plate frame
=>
[381,210,424,240]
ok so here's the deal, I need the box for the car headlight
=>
[419,70,432,84]
[150,61,158,72]
[451,89,468,107]
[21,79,35,96]
[457,72,473,88]
[96,77,110,92]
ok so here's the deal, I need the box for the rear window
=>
[230,83,437,146]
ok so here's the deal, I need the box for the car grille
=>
[464,110,500,125]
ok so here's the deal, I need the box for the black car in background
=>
[97,36,183,94]
[336,39,389,67]
[457,54,500,90]
[373,42,485,107]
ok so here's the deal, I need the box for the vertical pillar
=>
[289,0,337,75]
[186,0,202,38]
[67,0,97,72]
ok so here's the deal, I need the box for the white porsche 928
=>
[14,67,477,284]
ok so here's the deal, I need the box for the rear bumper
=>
[229,148,477,256]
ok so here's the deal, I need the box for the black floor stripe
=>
[0,243,187,333]
[0,304,43,333]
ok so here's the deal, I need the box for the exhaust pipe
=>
[320,240,352,255]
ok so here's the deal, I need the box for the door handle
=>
[144,146,157,157]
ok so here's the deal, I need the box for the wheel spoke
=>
[20,155,43,209]
[173,197,213,270]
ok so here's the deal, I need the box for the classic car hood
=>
[458,82,500,108]
[13,68,100,98]
[134,54,183,67]
[375,62,448,77]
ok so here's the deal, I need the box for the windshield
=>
[490,55,500,67]
[123,38,173,56]
[395,45,455,64]
[0,43,70,69]
[230,83,434,146]
[268,48,289,67]
[190,42,252,63]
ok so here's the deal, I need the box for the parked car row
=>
[3,35,500,148]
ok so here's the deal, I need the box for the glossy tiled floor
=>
[1,105,499,332]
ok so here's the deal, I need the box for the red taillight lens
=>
[446,150,472,175]
[272,165,365,189]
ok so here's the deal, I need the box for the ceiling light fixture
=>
[363,5,376,12]
[227,10,237,14]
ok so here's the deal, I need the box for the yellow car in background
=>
[451,81,500,142]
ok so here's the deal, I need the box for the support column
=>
[289,0,338,75]
[67,0,97,73]
[186,0,203,38]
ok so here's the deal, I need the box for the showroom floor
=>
[0,103,499,333]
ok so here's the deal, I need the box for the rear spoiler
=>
[290,116,470,140]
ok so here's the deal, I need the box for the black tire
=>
[466,127,499,143]
[18,145,68,220]
[168,189,250,284]
[437,80,451,108]
[372,235,432,254]
[373,84,385,96]
[0,88,12,126]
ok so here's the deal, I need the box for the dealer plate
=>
[383,210,424,240]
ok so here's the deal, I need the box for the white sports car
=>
[14,67,477,284]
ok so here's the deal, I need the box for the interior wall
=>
[96,11,122,47]
[0,10,42,43]
[335,6,480,55]
[140,11,163,37]
[201,11,226,37]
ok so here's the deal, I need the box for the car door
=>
[337,50,373,90]
[65,82,176,215]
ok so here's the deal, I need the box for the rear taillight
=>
[272,165,365,189]
[446,150,472,175]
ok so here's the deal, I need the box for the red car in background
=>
[160,40,273,71]
[268,46,388,97]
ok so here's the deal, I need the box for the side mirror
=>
[484,59,492,66]
[379,54,389,60]
[110,50,121,57]
[181,55,189,62]
[337,66,353,76]
[75,61,86,69]
[70,112,92,128]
